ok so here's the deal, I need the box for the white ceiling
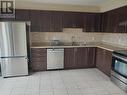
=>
[16,0,109,6]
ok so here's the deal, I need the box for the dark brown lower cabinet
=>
[31,48,47,71]
[75,47,88,68]
[96,48,112,76]
[64,48,75,69]
[87,47,96,68]
[64,47,96,69]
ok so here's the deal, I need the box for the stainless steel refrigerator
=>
[0,22,28,78]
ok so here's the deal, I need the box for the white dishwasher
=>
[47,48,64,70]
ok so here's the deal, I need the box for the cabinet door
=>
[96,48,105,72]
[75,48,88,68]
[83,13,101,32]
[101,12,108,32]
[63,12,83,28]
[103,50,112,76]
[64,48,75,69]
[101,6,127,33]
[106,10,119,32]
[117,6,127,33]
[40,11,52,32]
[30,10,41,32]
[31,48,47,71]
[53,12,63,32]
[15,9,30,21]
[87,47,96,68]
[96,48,112,76]
[40,11,63,32]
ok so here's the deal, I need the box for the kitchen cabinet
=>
[31,48,47,71]
[30,10,63,32]
[40,11,63,32]
[96,48,112,76]
[1,6,127,33]
[105,10,119,32]
[63,12,83,28]
[83,13,101,32]
[87,47,96,68]
[64,47,96,69]
[75,47,88,68]
[0,9,30,21]
[30,10,41,32]
[15,9,30,21]
[101,6,127,33]
[64,48,75,69]
[117,6,127,33]
[101,12,108,32]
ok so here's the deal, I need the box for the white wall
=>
[101,0,127,12]
[16,0,127,12]
[15,1,100,12]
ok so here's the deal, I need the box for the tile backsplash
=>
[30,29,127,47]
[30,28,103,43]
[102,33,127,46]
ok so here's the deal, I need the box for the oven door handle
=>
[113,54,127,62]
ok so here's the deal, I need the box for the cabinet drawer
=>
[31,53,47,57]
[31,48,47,52]
[30,48,47,71]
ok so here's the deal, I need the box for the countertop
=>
[31,42,127,51]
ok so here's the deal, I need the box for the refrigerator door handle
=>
[25,57,29,62]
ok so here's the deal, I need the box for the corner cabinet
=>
[96,48,112,76]
[101,6,127,33]
[30,48,47,71]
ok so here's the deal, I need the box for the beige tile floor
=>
[0,68,127,95]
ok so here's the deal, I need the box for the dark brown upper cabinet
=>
[40,11,63,32]
[101,12,108,32]
[117,6,127,33]
[30,10,63,32]
[15,9,30,21]
[30,10,41,32]
[63,12,83,28]
[0,9,30,21]
[101,6,127,33]
[1,6,127,33]
[83,13,101,32]
[105,10,119,32]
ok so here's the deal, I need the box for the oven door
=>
[112,54,127,78]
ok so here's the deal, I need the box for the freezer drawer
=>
[1,57,28,78]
